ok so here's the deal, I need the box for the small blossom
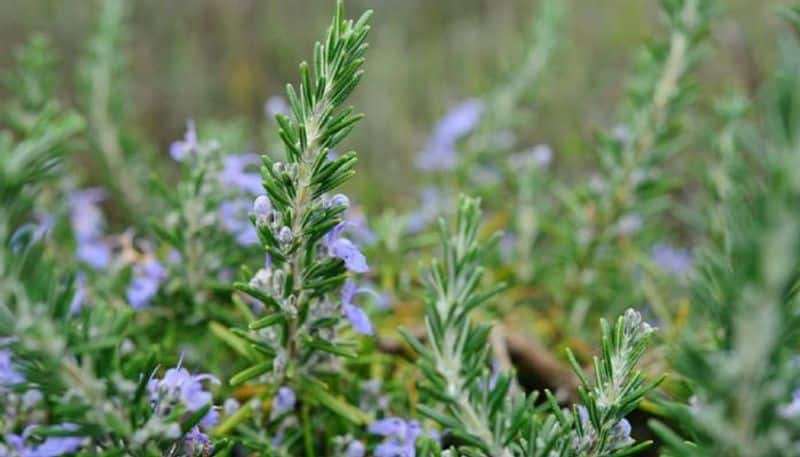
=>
[218,153,262,195]
[223,398,240,416]
[323,224,368,273]
[327,194,350,209]
[0,349,23,386]
[253,195,272,222]
[22,389,43,409]
[369,417,408,439]
[609,418,633,450]
[183,426,213,456]
[220,198,258,246]
[70,188,111,270]
[406,187,443,234]
[5,424,85,457]
[615,214,643,236]
[650,243,693,275]
[148,359,220,426]
[345,440,366,457]
[265,95,290,119]
[510,144,553,169]
[127,258,167,309]
[272,386,296,416]
[341,280,373,335]
[370,418,432,457]
[780,389,800,418]
[416,99,484,171]
[69,271,86,314]
[170,120,198,161]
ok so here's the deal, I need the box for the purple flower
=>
[219,198,258,246]
[69,271,86,314]
[650,243,693,275]
[148,359,220,426]
[345,211,377,246]
[0,349,23,386]
[218,154,262,195]
[341,280,373,335]
[183,426,213,456]
[345,440,366,457]
[127,258,167,309]
[70,188,111,270]
[170,120,198,161]
[509,144,553,170]
[406,187,443,234]
[369,418,431,457]
[5,424,84,457]
[272,386,296,416]
[416,99,484,171]
[780,389,800,418]
[253,195,272,221]
[615,214,642,236]
[323,224,368,273]
[369,417,408,439]
[610,418,633,448]
[265,95,290,119]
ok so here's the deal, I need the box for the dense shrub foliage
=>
[2,0,800,456]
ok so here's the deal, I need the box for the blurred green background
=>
[0,0,787,205]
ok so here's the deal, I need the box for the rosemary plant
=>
[404,196,662,457]
[222,0,375,435]
[651,8,800,455]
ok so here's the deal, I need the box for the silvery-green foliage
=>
[79,0,153,213]
[404,196,660,457]
[218,0,376,447]
[0,37,221,457]
[650,8,800,456]
[535,0,712,334]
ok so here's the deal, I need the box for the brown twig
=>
[377,325,580,403]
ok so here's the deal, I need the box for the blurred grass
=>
[0,0,789,207]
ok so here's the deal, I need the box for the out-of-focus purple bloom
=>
[170,120,198,161]
[223,398,240,416]
[272,386,296,416]
[416,99,483,171]
[265,95,290,119]
[5,424,84,457]
[168,249,183,264]
[406,187,443,234]
[0,349,23,385]
[127,258,167,309]
[780,389,800,418]
[370,418,433,457]
[615,214,643,236]
[509,144,553,170]
[69,271,86,314]
[219,198,258,246]
[70,188,106,240]
[22,389,43,409]
[612,124,632,145]
[499,232,517,264]
[323,224,368,273]
[148,359,220,426]
[369,417,408,439]
[346,211,377,246]
[218,154,262,195]
[341,280,373,335]
[70,189,112,270]
[650,243,693,275]
[183,426,213,456]
[610,418,633,449]
[345,440,366,457]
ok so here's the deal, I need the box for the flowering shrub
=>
[2,0,800,456]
